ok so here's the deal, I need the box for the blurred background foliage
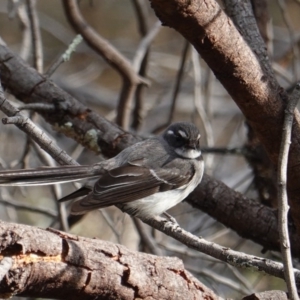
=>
[0,0,300,298]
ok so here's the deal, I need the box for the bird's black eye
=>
[175,134,183,141]
[173,133,186,147]
[165,128,188,147]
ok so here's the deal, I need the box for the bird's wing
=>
[58,185,92,202]
[70,161,194,214]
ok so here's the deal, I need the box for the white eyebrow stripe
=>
[178,130,188,138]
[167,130,174,135]
[197,134,201,140]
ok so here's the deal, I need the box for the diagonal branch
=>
[139,215,300,285]
[148,0,300,233]
[1,42,300,257]
[0,82,77,166]
[62,0,149,130]
[187,174,300,257]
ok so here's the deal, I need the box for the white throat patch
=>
[175,148,201,159]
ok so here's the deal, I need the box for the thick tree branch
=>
[148,0,300,232]
[0,42,141,157]
[224,0,274,79]
[187,175,300,257]
[0,221,219,300]
[1,42,300,257]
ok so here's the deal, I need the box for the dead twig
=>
[277,83,300,300]
[16,1,31,61]
[277,0,300,80]
[139,214,300,285]
[131,0,151,130]
[132,218,163,256]
[153,40,190,133]
[45,34,83,77]
[26,0,43,73]
[62,0,149,130]
[0,197,57,219]
[0,82,78,166]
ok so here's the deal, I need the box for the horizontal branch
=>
[0,42,299,257]
[139,215,300,285]
[0,221,218,299]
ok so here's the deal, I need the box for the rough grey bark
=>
[148,0,300,233]
[0,221,221,300]
[1,42,300,257]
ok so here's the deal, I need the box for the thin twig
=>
[131,0,156,130]
[162,240,253,293]
[131,0,149,35]
[202,65,213,119]
[159,241,215,260]
[201,147,246,155]
[153,40,190,133]
[277,0,300,80]
[62,0,149,130]
[26,0,43,73]
[133,218,162,256]
[18,103,56,111]
[132,21,160,73]
[138,215,300,284]
[7,0,18,19]
[0,197,57,218]
[0,82,78,166]
[226,264,255,294]
[191,47,214,172]
[10,135,31,169]
[16,1,31,61]
[273,62,294,84]
[277,83,300,300]
[31,142,69,232]
[45,34,83,77]
[98,209,121,244]
[187,265,252,295]
[191,47,214,150]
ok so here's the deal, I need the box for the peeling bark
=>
[0,221,221,300]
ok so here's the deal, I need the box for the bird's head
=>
[163,122,202,159]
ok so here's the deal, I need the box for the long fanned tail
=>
[0,165,96,186]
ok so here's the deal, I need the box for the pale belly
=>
[122,163,204,218]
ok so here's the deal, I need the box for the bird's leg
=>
[163,212,178,224]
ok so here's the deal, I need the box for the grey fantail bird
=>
[0,122,204,219]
